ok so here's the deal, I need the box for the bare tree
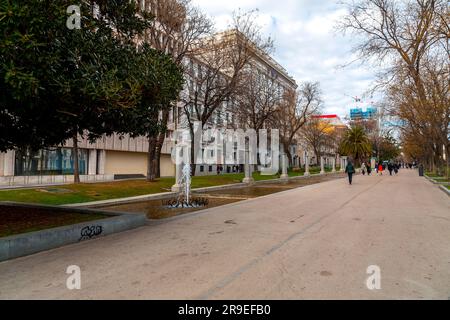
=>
[271,83,322,165]
[234,68,282,132]
[338,0,449,173]
[387,55,449,172]
[179,10,274,174]
[301,117,334,166]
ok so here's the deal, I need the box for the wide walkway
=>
[1,170,449,299]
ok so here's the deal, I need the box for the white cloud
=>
[191,0,379,118]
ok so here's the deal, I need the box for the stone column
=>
[340,158,345,172]
[332,157,336,173]
[0,152,4,176]
[97,150,106,175]
[304,153,310,176]
[243,141,254,184]
[3,150,15,176]
[320,157,325,175]
[280,153,289,180]
[88,149,97,175]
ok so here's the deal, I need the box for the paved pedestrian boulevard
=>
[1,171,449,299]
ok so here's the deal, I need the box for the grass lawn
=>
[425,172,450,183]
[288,166,331,177]
[0,205,107,238]
[426,172,443,178]
[0,172,280,206]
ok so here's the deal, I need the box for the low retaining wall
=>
[0,203,146,262]
[0,174,115,187]
[439,185,450,196]
[424,175,449,197]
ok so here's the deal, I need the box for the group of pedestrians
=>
[345,160,402,185]
[360,162,372,176]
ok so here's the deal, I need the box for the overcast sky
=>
[192,0,379,119]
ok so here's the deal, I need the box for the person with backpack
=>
[345,160,356,185]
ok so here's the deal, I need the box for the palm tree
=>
[339,127,372,165]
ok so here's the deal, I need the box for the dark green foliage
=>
[0,0,183,152]
[339,126,372,163]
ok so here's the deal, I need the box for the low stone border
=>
[439,185,450,196]
[425,175,449,185]
[424,175,440,184]
[0,174,115,187]
[0,202,146,262]
[424,175,449,197]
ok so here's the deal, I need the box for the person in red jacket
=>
[378,163,383,176]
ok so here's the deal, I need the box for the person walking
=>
[361,162,367,176]
[345,160,356,185]
[388,162,394,176]
[378,163,383,176]
[366,162,372,176]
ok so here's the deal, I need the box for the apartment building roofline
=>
[213,29,298,89]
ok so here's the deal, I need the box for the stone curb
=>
[0,202,146,262]
[424,175,449,197]
[438,185,450,197]
[425,175,449,185]
[424,175,440,184]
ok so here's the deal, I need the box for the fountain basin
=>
[97,173,346,220]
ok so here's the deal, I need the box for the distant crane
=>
[343,93,363,105]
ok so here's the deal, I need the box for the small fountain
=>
[164,163,209,209]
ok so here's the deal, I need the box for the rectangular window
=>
[14,148,88,176]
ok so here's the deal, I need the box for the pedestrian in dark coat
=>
[366,162,372,176]
[388,163,394,176]
[345,161,355,185]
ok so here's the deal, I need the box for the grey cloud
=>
[192,0,378,118]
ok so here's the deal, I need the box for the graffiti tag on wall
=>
[79,226,103,241]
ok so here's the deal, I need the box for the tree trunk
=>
[190,137,196,176]
[189,122,197,176]
[286,149,293,168]
[147,136,157,181]
[314,150,320,167]
[155,108,171,178]
[155,133,164,178]
[283,141,293,168]
[72,131,80,184]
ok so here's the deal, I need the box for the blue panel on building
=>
[350,107,377,120]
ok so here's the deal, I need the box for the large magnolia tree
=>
[0,0,183,182]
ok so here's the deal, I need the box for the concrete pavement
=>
[0,170,449,299]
